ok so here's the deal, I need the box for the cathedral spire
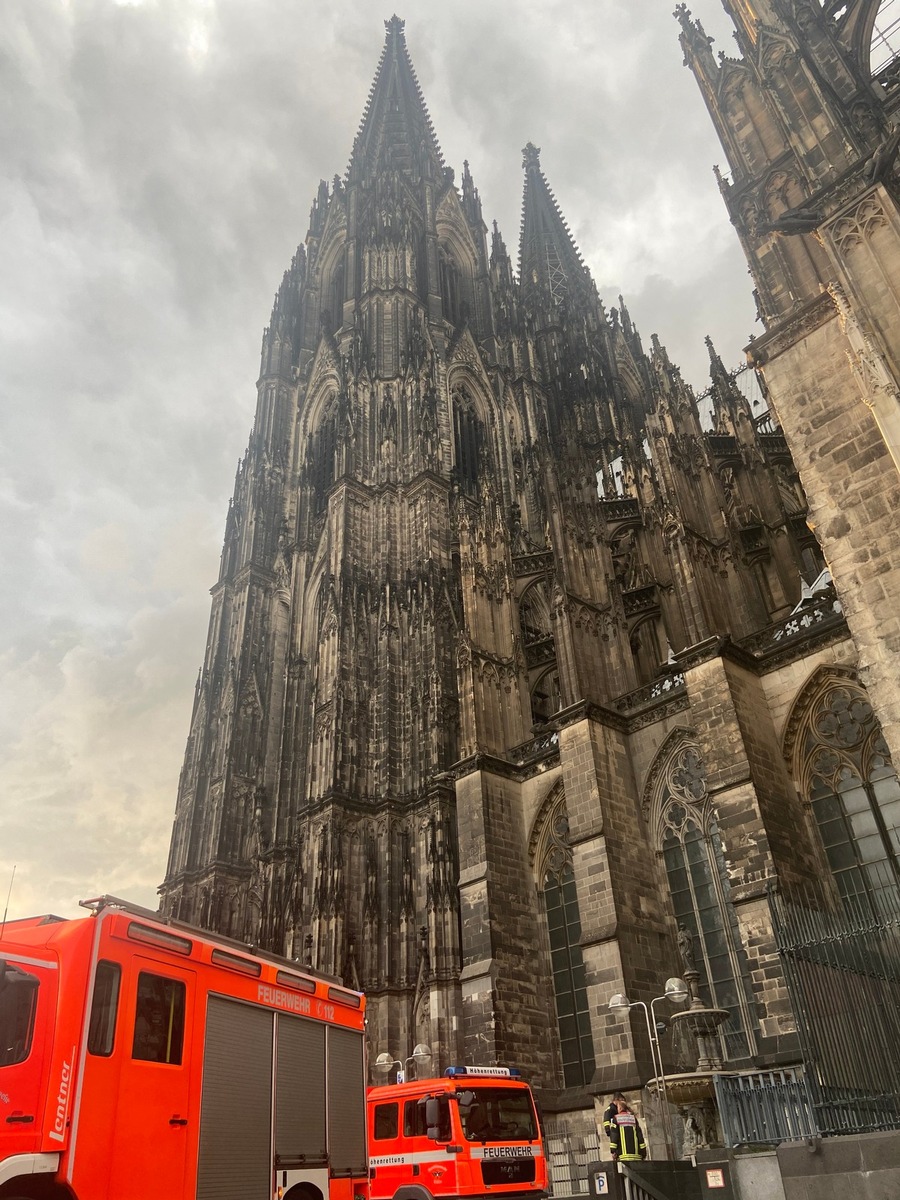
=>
[705,333,730,389]
[347,15,445,182]
[518,142,591,312]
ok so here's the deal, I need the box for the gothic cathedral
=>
[162,11,900,1142]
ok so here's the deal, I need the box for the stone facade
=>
[161,13,900,1146]
[676,0,900,763]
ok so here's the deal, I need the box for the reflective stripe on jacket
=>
[609,1110,646,1160]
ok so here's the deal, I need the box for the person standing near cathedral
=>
[602,1092,626,1140]
[608,1098,647,1162]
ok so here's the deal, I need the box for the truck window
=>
[460,1088,537,1142]
[373,1102,398,1140]
[403,1098,427,1137]
[132,971,186,1065]
[88,960,121,1056]
[0,961,39,1067]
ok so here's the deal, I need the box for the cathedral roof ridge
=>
[346,18,445,183]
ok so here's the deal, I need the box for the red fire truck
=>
[367,1066,547,1200]
[0,895,368,1200]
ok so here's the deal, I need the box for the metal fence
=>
[545,1129,602,1195]
[769,885,900,1136]
[715,1069,816,1147]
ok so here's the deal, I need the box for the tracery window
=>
[658,744,755,1062]
[629,617,663,687]
[327,260,345,334]
[869,0,900,74]
[530,669,561,726]
[310,409,337,515]
[440,249,462,326]
[537,799,595,1088]
[452,389,483,497]
[801,683,900,915]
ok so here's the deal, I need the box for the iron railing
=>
[714,1069,816,1147]
[769,883,900,1136]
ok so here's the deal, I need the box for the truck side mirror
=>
[425,1097,442,1140]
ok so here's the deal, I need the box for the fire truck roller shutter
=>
[197,995,274,1199]
[326,1026,367,1174]
[276,1014,326,1165]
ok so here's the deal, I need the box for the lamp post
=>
[373,1043,433,1084]
[607,977,688,1158]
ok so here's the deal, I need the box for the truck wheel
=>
[282,1186,322,1200]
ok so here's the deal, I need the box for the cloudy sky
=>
[1,0,762,922]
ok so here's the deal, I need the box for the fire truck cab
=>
[0,896,368,1200]
[367,1066,547,1200]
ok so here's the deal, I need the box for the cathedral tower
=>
[676,0,900,766]
[163,15,900,1147]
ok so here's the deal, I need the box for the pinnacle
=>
[348,18,444,181]
[705,333,726,370]
[518,145,590,308]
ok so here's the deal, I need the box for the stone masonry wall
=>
[682,653,808,1061]
[561,717,676,1091]
[456,765,558,1083]
[759,311,900,771]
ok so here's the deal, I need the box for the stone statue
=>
[678,922,696,971]
[865,124,900,185]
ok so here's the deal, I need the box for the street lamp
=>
[373,1043,433,1083]
[607,977,687,1157]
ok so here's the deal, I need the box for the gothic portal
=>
[162,14,900,1143]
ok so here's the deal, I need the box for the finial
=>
[385,14,405,36]
[522,142,542,170]
[705,334,725,367]
[706,334,729,382]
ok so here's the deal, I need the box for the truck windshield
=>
[459,1087,537,1142]
[0,960,39,1067]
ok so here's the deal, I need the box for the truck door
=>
[107,958,195,1198]
[0,956,54,1157]
[368,1097,403,1199]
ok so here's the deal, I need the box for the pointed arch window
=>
[310,407,338,515]
[452,388,483,497]
[800,682,900,915]
[537,798,595,1089]
[657,744,755,1062]
[328,259,345,335]
[440,248,462,326]
[629,616,663,687]
[871,4,900,75]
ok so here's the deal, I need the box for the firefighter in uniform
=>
[602,1093,626,1140]
[608,1098,647,1162]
